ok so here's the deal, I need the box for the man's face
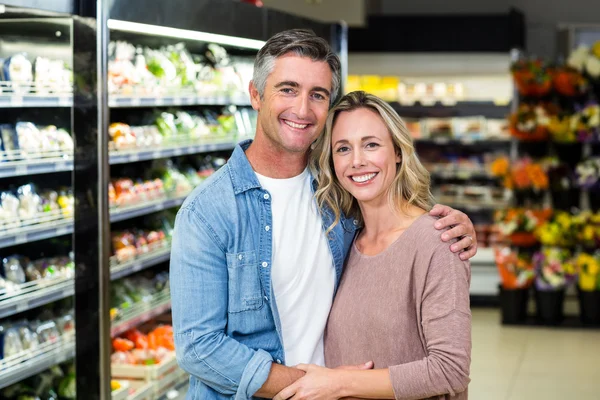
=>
[250,54,333,154]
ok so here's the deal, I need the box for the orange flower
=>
[526,164,549,189]
[512,167,531,188]
[491,157,510,177]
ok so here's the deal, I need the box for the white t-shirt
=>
[255,168,335,367]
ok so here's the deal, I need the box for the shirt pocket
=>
[226,250,264,313]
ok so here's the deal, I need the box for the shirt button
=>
[353,220,358,226]
[262,262,268,268]
[264,296,269,301]
[265,225,270,231]
[263,194,270,200]
[238,254,243,260]
[276,359,282,364]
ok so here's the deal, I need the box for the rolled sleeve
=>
[171,206,273,398]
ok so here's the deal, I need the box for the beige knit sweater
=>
[324,214,471,400]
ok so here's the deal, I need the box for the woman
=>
[274,91,471,400]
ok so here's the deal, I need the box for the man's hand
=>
[430,204,477,261]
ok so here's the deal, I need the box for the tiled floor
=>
[470,308,600,400]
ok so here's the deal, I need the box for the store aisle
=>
[470,308,600,400]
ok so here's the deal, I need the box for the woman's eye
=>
[336,146,350,153]
[366,142,380,148]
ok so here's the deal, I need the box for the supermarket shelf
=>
[110,195,190,223]
[111,290,171,337]
[0,219,72,249]
[437,198,509,212]
[471,247,495,265]
[0,277,73,319]
[109,140,236,164]
[0,158,72,178]
[431,170,498,181]
[0,94,73,108]
[416,137,512,146]
[109,94,251,108]
[157,373,190,400]
[390,101,511,119]
[0,337,75,390]
[110,244,171,281]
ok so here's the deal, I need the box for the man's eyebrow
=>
[274,81,299,88]
[312,86,331,97]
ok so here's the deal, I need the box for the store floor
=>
[470,308,600,400]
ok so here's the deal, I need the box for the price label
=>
[131,97,142,106]
[16,301,29,313]
[58,96,71,107]
[63,288,74,297]
[132,262,143,272]
[11,96,24,107]
[173,97,182,105]
[15,234,27,245]
[56,227,69,236]
[54,162,68,171]
[15,165,27,175]
[156,97,165,106]
[152,151,162,159]
[434,138,449,145]
[174,148,183,156]
[154,203,164,211]
[129,153,140,162]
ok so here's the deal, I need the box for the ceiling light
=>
[107,19,265,50]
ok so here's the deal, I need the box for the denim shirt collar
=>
[228,139,263,195]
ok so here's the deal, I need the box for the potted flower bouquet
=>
[511,59,552,97]
[509,104,550,143]
[533,247,577,325]
[576,157,600,211]
[495,208,550,247]
[551,66,589,97]
[575,252,600,325]
[568,41,600,98]
[535,211,578,249]
[511,158,549,207]
[495,246,536,324]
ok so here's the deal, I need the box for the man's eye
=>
[281,88,294,94]
[312,93,326,100]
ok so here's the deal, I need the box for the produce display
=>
[0,308,74,361]
[1,53,72,94]
[109,108,247,151]
[407,117,510,141]
[1,253,74,294]
[111,324,174,366]
[0,184,74,231]
[0,123,74,160]
[108,41,253,98]
[110,272,169,321]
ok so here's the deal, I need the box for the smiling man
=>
[170,29,478,400]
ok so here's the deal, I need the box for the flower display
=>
[575,252,600,291]
[533,247,577,290]
[495,246,536,289]
[511,59,552,97]
[535,211,578,248]
[575,157,600,189]
[573,211,600,248]
[509,104,550,141]
[551,66,588,97]
[572,103,600,142]
[568,41,600,79]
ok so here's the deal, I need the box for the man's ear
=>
[249,81,261,111]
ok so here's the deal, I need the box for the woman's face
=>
[331,107,401,206]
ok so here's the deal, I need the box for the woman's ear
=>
[396,151,402,164]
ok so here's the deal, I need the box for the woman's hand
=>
[430,204,477,261]
[273,364,345,400]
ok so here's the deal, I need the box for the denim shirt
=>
[170,140,358,400]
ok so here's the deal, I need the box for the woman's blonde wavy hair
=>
[309,91,434,232]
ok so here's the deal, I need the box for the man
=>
[170,29,477,400]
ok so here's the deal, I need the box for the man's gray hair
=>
[252,29,341,105]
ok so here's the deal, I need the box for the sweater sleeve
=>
[388,243,472,400]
